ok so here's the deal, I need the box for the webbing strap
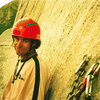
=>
[32,56,40,100]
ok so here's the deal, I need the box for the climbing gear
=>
[66,56,100,100]
[12,18,41,40]
[12,55,40,100]
[75,55,92,74]
[84,58,100,100]
[85,75,92,100]
[66,54,92,99]
[75,59,100,100]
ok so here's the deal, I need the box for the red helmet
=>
[12,18,40,40]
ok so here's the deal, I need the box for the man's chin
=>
[16,52,24,57]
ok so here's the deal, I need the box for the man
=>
[2,18,50,100]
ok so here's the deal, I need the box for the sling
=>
[32,55,40,100]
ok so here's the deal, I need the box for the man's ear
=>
[31,43,36,48]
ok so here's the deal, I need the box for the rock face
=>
[0,0,100,100]
[0,0,19,34]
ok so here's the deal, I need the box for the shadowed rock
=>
[0,0,19,35]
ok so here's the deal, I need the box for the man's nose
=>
[17,40,23,47]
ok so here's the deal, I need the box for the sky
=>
[0,0,13,7]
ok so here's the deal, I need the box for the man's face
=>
[13,36,31,58]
